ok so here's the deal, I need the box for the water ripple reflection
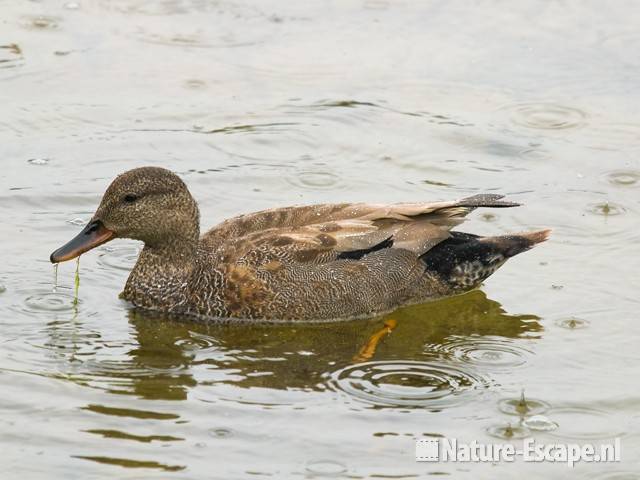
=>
[73,455,185,472]
[0,43,24,70]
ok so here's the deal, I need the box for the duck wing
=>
[206,194,519,262]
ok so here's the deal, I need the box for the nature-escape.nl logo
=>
[415,437,621,468]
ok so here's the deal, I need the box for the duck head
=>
[50,167,200,263]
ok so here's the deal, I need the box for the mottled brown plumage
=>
[50,167,550,322]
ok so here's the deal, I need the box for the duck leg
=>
[353,318,398,363]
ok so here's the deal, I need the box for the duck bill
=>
[50,220,115,263]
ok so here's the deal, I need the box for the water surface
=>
[2,0,639,478]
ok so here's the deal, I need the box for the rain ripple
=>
[555,317,590,330]
[498,395,551,416]
[486,423,531,440]
[98,244,141,271]
[134,27,265,48]
[503,102,588,131]
[286,169,342,190]
[590,473,640,480]
[582,123,640,151]
[547,406,625,440]
[588,202,627,217]
[605,170,640,187]
[428,335,533,370]
[20,15,60,30]
[101,0,262,17]
[131,7,272,49]
[21,288,78,314]
[305,459,348,476]
[326,360,491,410]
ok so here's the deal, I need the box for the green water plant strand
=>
[73,256,80,306]
[53,263,58,293]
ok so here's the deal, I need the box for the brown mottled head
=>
[50,167,200,263]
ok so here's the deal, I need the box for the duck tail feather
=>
[455,193,521,209]
[480,229,551,257]
[420,229,550,291]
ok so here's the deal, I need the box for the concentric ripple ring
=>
[327,360,491,409]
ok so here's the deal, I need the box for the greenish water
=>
[1,0,639,478]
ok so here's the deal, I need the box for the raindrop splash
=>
[499,391,550,416]
[486,422,531,440]
[555,317,590,329]
[589,202,626,217]
[208,428,233,438]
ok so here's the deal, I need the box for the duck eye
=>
[123,194,138,203]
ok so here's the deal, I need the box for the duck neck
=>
[122,233,199,311]
[143,233,199,266]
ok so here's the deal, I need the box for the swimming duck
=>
[50,167,549,322]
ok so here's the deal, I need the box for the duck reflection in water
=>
[112,290,541,399]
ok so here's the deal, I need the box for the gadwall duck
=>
[50,167,549,322]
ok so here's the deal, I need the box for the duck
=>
[50,167,549,322]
